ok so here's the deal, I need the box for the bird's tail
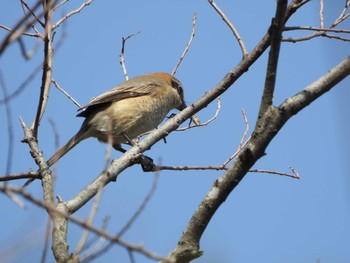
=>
[47,131,85,167]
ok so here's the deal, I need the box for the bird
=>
[46,72,187,167]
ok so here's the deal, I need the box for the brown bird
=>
[46,72,187,167]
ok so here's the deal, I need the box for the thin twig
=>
[207,0,248,58]
[118,170,159,237]
[0,170,40,182]
[333,0,350,26]
[238,109,249,150]
[30,1,54,138]
[75,182,104,255]
[0,70,14,175]
[18,36,42,60]
[52,0,94,29]
[172,13,197,75]
[80,217,109,262]
[52,78,83,109]
[53,0,70,12]
[119,31,141,81]
[284,26,350,34]
[250,167,300,179]
[283,32,350,42]
[176,96,221,131]
[0,24,40,38]
[40,218,52,263]
[20,0,44,29]
[222,137,250,167]
[48,117,60,177]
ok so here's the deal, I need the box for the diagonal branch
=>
[280,56,350,116]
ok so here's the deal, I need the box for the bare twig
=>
[119,31,141,81]
[207,0,248,58]
[18,37,42,60]
[75,182,104,255]
[319,0,324,28]
[40,218,52,263]
[118,170,159,237]
[0,170,40,182]
[20,0,44,30]
[30,1,54,138]
[238,109,249,150]
[222,137,250,167]
[250,167,300,179]
[127,249,136,263]
[48,117,60,177]
[0,62,41,105]
[284,26,350,34]
[80,217,109,262]
[323,34,350,42]
[53,0,70,12]
[52,0,94,29]
[332,0,350,26]
[172,13,197,75]
[176,96,221,131]
[0,24,40,38]
[51,78,83,109]
[0,70,14,175]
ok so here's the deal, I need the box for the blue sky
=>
[1,1,350,262]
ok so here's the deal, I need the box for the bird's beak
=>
[178,101,187,111]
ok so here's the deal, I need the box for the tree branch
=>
[30,1,54,138]
[208,0,248,58]
[280,56,350,117]
[258,0,286,117]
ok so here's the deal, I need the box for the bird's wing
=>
[76,83,160,117]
